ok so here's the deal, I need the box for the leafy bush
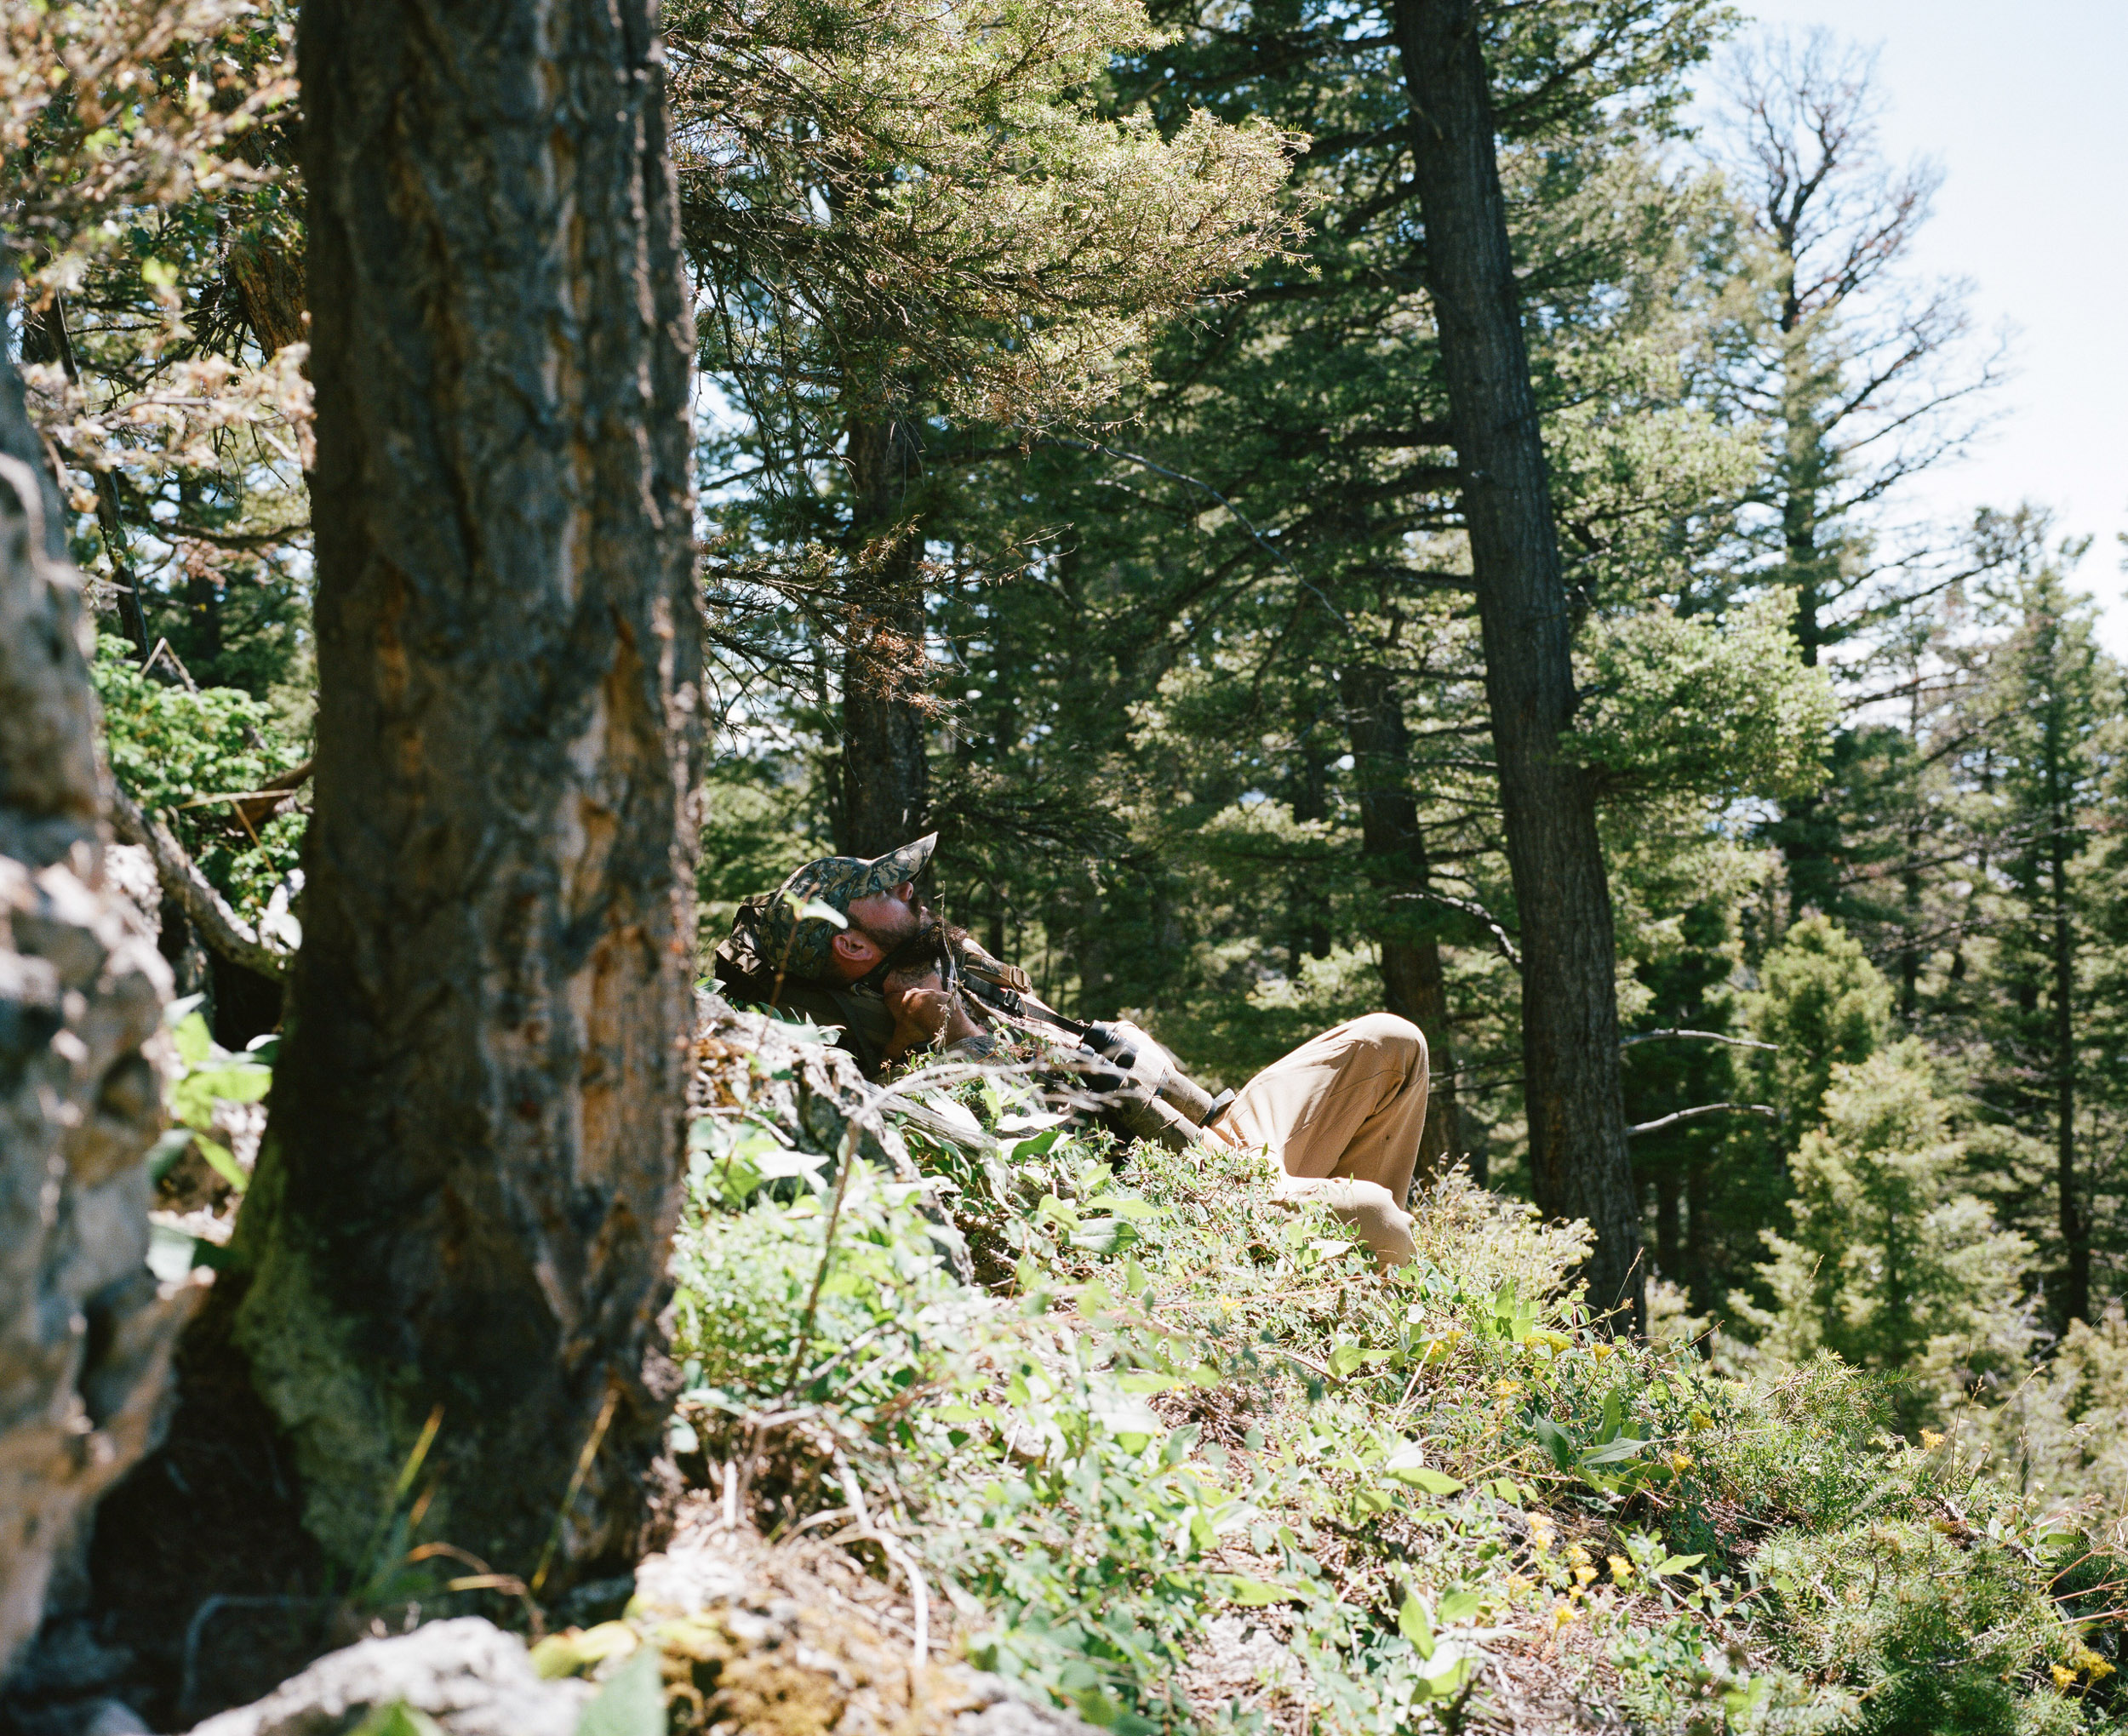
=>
[95,633,306,921]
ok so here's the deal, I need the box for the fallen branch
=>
[178,754,314,836]
[1625,1102,1776,1138]
[140,637,200,692]
[106,779,289,981]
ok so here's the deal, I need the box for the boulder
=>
[183,1619,591,1736]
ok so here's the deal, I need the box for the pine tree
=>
[1736,1042,2030,1427]
[669,0,1299,852]
[1748,913,1892,1134]
[1961,552,2121,1325]
[922,0,1814,1259]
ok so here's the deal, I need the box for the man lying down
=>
[713,832,1434,1268]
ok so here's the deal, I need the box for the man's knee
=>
[1273,1174,1416,1267]
[1341,1178,1416,1266]
[1346,1012,1427,1078]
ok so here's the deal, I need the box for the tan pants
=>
[1210,1014,1428,1265]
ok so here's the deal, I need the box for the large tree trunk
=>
[225,0,701,1594]
[1392,0,1641,1328]
[1340,664,1462,1185]
[836,415,930,856]
[0,347,180,1676]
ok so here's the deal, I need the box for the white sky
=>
[1731,0,2128,652]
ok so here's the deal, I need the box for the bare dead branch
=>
[1626,1102,1777,1138]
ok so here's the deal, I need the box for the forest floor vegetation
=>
[140,996,2128,1734]
[607,1005,2128,1735]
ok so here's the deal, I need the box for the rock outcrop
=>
[185,1619,592,1736]
[0,375,184,1677]
[174,1514,1100,1736]
[630,1512,1100,1735]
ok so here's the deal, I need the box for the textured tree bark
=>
[1392,0,1642,1328]
[0,350,180,1675]
[226,0,701,1591]
[227,237,308,359]
[836,415,930,857]
[1339,665,1461,1185]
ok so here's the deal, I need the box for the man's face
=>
[826,879,924,979]
[847,879,923,948]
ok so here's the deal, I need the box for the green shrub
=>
[1759,1517,2087,1735]
[95,633,306,921]
[1733,1046,2033,1430]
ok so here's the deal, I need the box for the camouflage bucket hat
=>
[760,833,936,981]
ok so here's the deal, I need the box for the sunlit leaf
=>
[574,1642,663,1736]
[1398,1592,1433,1658]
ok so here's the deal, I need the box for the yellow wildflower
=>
[1608,1555,1633,1585]
[2051,1664,2078,1688]
[1552,1600,1579,1630]
[1920,1429,1945,1450]
[1573,1563,1597,1588]
[1668,1451,1694,1474]
[2074,1645,2115,1681]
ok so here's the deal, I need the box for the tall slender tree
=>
[224,0,701,1588]
[1341,660,1465,1179]
[838,414,934,854]
[1393,0,1640,1325]
[1966,558,2116,1326]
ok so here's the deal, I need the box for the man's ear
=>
[832,929,881,966]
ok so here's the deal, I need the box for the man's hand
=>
[883,968,981,1059]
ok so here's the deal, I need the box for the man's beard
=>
[851,899,934,957]
[861,910,978,991]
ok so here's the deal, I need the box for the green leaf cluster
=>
[94,631,305,920]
